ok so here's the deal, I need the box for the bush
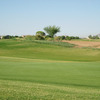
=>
[45,35,52,38]
[36,31,45,36]
[65,36,80,40]
[45,37,53,41]
[75,36,80,39]
[3,35,14,39]
[3,35,21,39]
[61,36,66,40]
[65,36,71,40]
[35,35,44,40]
[93,35,99,39]
[54,36,62,41]
[24,35,35,41]
[88,35,99,39]
[45,35,52,40]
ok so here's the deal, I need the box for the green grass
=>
[0,80,100,100]
[32,40,75,47]
[0,39,100,100]
[0,39,100,61]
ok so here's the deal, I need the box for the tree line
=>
[1,25,100,40]
[1,25,80,41]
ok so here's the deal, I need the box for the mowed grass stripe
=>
[0,56,73,63]
[0,58,100,88]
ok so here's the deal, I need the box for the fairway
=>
[0,40,100,100]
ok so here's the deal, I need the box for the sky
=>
[0,0,100,37]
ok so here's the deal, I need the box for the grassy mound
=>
[0,39,100,61]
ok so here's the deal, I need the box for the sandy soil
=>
[62,40,100,48]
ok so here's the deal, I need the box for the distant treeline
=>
[88,35,100,39]
[1,25,100,40]
[2,35,19,39]
[1,35,80,41]
[1,34,100,41]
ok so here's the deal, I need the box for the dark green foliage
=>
[3,35,14,39]
[45,35,52,41]
[44,25,60,37]
[88,35,92,39]
[88,35,99,39]
[75,36,80,39]
[54,36,79,41]
[66,36,72,40]
[36,31,45,36]
[3,35,20,39]
[45,35,52,38]
[35,35,44,40]
[70,36,75,39]
[61,35,66,40]
[15,35,19,38]
[65,36,80,40]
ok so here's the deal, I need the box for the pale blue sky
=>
[0,0,100,37]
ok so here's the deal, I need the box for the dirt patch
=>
[62,40,100,48]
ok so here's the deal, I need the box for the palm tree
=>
[44,25,60,37]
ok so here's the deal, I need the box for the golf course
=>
[0,39,100,100]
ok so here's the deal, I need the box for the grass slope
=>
[0,39,100,100]
[0,39,100,61]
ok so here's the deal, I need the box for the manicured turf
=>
[0,39,100,100]
[0,39,100,62]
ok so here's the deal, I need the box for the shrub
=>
[36,31,45,36]
[75,36,80,39]
[88,35,99,39]
[45,35,52,39]
[45,35,53,41]
[35,35,44,40]
[3,35,14,39]
[54,36,62,41]
[24,35,35,41]
[61,36,66,40]
[65,36,80,40]
[46,37,53,41]
[65,36,71,40]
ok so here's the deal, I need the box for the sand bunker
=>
[62,40,100,48]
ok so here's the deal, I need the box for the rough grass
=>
[0,39,100,100]
[32,40,75,47]
[0,80,100,100]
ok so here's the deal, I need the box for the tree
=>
[44,25,60,37]
[88,35,92,39]
[3,35,13,39]
[61,36,66,40]
[65,36,71,40]
[36,31,45,36]
[88,35,99,39]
